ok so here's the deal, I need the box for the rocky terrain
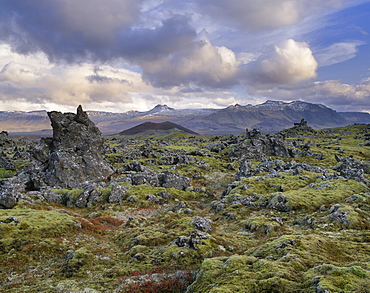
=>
[0,107,369,292]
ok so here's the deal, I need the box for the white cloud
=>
[141,39,243,88]
[0,52,153,111]
[197,0,346,31]
[245,39,318,88]
[315,41,365,67]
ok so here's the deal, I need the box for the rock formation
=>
[229,129,295,161]
[44,105,113,187]
[280,118,317,137]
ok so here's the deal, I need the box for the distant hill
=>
[118,121,199,136]
[339,112,370,124]
[1,101,369,137]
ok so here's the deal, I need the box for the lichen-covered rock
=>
[230,130,292,161]
[0,131,15,148]
[192,217,212,233]
[131,172,161,187]
[0,152,14,170]
[333,155,369,186]
[44,105,113,188]
[160,171,191,190]
[0,172,32,208]
[108,184,126,204]
[174,230,209,250]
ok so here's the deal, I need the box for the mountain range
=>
[1,100,369,137]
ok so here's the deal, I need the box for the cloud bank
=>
[0,0,368,113]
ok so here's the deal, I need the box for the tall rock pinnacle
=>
[45,105,113,187]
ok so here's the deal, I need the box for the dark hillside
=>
[118,121,199,135]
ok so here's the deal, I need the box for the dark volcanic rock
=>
[333,155,369,186]
[44,105,113,187]
[122,170,191,190]
[280,119,317,137]
[0,131,15,148]
[0,172,32,208]
[0,152,14,170]
[160,171,191,190]
[192,216,213,233]
[230,130,293,161]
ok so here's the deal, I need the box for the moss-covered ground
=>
[0,125,369,292]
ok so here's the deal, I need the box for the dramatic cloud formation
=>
[141,40,243,88]
[0,0,142,61]
[0,0,369,112]
[245,39,318,88]
[0,56,143,109]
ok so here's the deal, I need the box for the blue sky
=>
[0,0,369,113]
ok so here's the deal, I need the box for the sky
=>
[0,0,369,113]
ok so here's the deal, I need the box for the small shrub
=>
[79,216,124,233]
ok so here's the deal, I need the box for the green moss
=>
[304,264,370,292]
[0,168,16,179]
[244,215,283,236]
[50,188,71,196]
[284,178,369,212]
[189,231,370,293]
[0,207,77,259]
[97,186,112,201]
[65,188,84,206]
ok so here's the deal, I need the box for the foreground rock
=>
[44,105,113,187]
[0,106,114,208]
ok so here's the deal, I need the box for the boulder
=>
[0,152,14,170]
[230,130,292,161]
[160,171,191,190]
[0,172,31,208]
[109,185,127,204]
[192,216,213,233]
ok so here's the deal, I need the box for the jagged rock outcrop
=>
[235,158,327,181]
[229,129,297,161]
[44,105,113,187]
[0,106,114,208]
[280,118,317,137]
[333,155,369,186]
[0,131,15,148]
[120,170,191,190]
